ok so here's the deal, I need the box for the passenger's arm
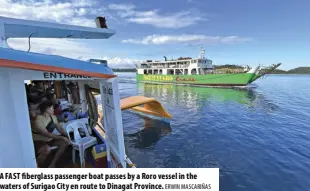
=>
[56,122,67,137]
[53,117,67,137]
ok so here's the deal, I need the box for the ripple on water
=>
[117,74,310,191]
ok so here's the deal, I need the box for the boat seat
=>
[65,120,97,168]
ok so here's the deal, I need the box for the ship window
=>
[167,69,174,75]
[203,68,214,74]
[176,69,182,75]
[184,69,188,75]
[191,69,197,75]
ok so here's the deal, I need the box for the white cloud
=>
[0,0,109,60]
[108,4,136,12]
[6,38,138,68]
[0,0,101,27]
[102,57,141,68]
[122,34,252,45]
[108,3,204,28]
[7,38,95,59]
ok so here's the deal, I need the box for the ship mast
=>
[199,45,205,59]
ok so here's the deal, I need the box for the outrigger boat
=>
[136,46,281,87]
[0,16,171,168]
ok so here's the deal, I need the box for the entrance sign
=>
[43,72,92,79]
[3,68,100,80]
[100,78,126,168]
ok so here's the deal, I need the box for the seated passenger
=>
[45,92,61,112]
[32,100,70,168]
[29,110,52,167]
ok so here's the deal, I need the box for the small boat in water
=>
[136,46,281,87]
[0,16,171,168]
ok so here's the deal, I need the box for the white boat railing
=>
[137,64,191,69]
[126,156,136,168]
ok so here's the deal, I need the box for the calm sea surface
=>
[115,72,310,191]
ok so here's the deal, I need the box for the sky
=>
[1,0,309,70]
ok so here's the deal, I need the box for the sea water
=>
[116,73,310,191]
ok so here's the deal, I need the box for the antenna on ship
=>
[199,44,205,59]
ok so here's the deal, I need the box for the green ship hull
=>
[136,73,259,87]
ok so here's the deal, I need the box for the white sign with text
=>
[99,78,126,168]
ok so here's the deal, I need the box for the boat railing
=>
[126,156,136,168]
[137,64,190,69]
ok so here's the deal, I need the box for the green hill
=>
[112,68,136,72]
[265,69,287,74]
[215,65,310,74]
[267,67,310,74]
[287,67,310,74]
[214,64,244,69]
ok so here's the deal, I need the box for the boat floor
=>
[61,161,94,168]
[37,125,107,168]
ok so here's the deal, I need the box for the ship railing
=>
[137,64,190,69]
[151,66,165,68]
[137,66,150,69]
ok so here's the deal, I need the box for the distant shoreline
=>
[113,68,136,72]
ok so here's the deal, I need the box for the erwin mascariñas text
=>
[0,172,212,191]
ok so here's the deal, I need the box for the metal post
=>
[0,21,8,48]
[78,81,87,113]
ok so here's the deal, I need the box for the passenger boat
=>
[136,46,281,87]
[0,16,171,168]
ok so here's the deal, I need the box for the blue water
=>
[116,73,310,191]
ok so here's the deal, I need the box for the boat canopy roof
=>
[0,16,115,39]
[0,47,116,78]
